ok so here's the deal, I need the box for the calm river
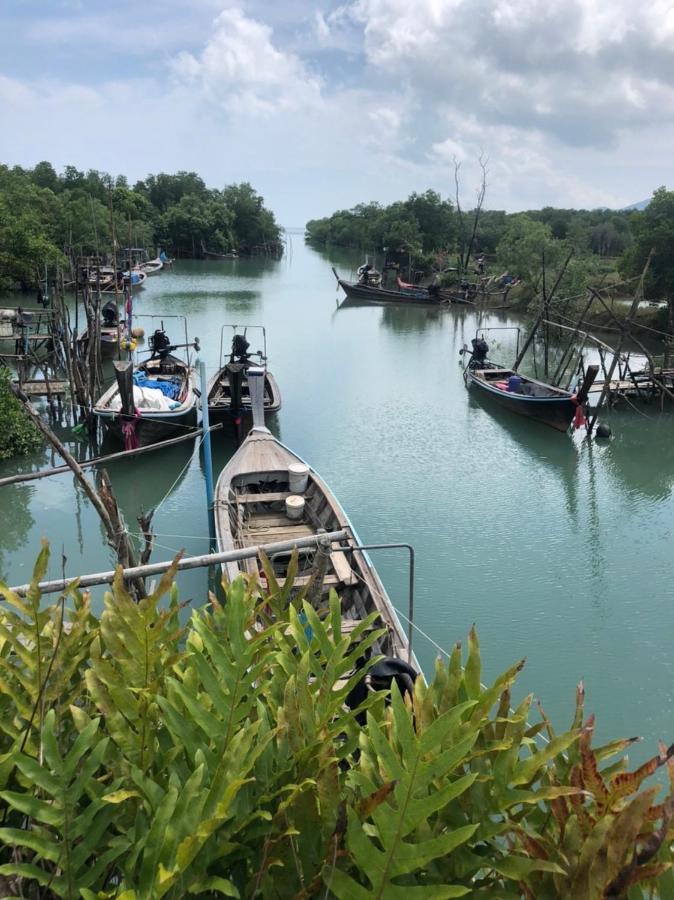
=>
[1,237,672,761]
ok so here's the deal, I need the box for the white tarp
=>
[109,385,178,412]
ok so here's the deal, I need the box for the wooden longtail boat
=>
[332,267,446,305]
[78,301,122,359]
[207,325,281,421]
[93,327,198,446]
[215,369,418,676]
[462,338,598,432]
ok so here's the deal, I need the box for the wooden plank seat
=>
[245,513,309,529]
[245,523,314,545]
[330,542,356,586]
[237,491,293,504]
[286,573,342,588]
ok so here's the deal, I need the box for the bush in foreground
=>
[0,367,41,460]
[0,545,672,898]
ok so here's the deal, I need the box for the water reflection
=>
[173,258,280,279]
[334,296,450,334]
[0,483,34,575]
[466,392,581,519]
[602,411,674,501]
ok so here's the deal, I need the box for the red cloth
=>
[121,412,140,450]
[493,381,509,391]
[571,395,587,430]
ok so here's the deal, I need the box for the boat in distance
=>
[462,337,598,432]
[332,267,447,305]
[214,368,418,678]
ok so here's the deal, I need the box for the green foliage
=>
[306,190,455,263]
[0,547,673,898]
[0,367,41,460]
[308,192,637,292]
[621,187,674,298]
[0,162,282,288]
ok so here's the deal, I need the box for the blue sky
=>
[1,0,671,224]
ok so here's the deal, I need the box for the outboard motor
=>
[101,300,118,327]
[345,654,419,724]
[230,333,250,362]
[149,328,172,359]
[369,657,419,699]
[471,337,489,364]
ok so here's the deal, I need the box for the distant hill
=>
[622,199,650,211]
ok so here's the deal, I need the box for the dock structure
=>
[13,379,68,397]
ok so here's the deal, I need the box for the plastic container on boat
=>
[288,462,310,493]
[507,375,522,393]
[285,495,305,521]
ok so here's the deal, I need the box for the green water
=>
[1,240,673,761]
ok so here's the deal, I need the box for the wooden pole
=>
[551,291,596,387]
[0,423,223,488]
[587,250,654,433]
[575,364,599,405]
[8,381,116,539]
[113,360,134,416]
[512,249,574,373]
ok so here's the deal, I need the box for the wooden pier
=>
[13,380,68,397]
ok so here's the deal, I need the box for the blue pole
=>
[199,361,216,548]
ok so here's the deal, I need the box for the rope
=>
[342,555,552,745]
[152,431,207,517]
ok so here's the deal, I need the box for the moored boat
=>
[215,369,418,676]
[332,267,447,305]
[462,336,598,432]
[93,325,199,446]
[207,325,281,422]
[139,258,164,276]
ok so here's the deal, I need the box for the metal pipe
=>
[7,529,349,596]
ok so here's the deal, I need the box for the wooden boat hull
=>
[96,405,197,446]
[215,429,416,667]
[93,358,198,446]
[78,326,122,359]
[207,367,281,420]
[333,269,446,306]
[466,367,577,432]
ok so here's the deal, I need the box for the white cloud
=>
[0,1,673,221]
[172,8,323,115]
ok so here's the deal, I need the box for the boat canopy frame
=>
[218,323,268,369]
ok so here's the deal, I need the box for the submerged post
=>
[200,361,216,547]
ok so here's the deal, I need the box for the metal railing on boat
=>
[8,531,418,663]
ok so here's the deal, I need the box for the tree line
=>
[0,162,283,291]
[306,187,674,302]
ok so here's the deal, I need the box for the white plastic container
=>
[288,462,310,494]
[285,495,305,521]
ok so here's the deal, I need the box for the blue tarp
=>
[133,374,181,400]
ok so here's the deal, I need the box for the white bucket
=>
[288,462,310,494]
[285,495,305,521]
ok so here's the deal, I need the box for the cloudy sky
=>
[0,0,670,224]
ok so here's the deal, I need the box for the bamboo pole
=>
[0,423,223,488]
[9,530,350,596]
[587,250,654,433]
[8,381,117,538]
[512,249,574,372]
